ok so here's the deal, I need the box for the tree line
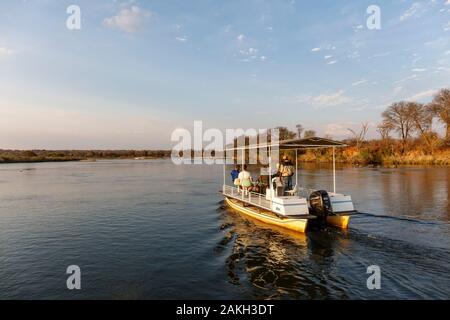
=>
[271,88,449,165]
[378,88,449,152]
[0,149,171,163]
[279,88,449,152]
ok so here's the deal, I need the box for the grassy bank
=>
[296,145,450,166]
[0,149,171,163]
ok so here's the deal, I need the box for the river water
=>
[0,160,449,299]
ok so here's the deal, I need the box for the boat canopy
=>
[223,137,344,194]
[225,137,346,151]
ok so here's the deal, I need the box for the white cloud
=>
[353,25,364,33]
[367,51,391,59]
[393,86,403,94]
[327,60,338,65]
[400,2,422,21]
[347,51,360,59]
[239,48,257,55]
[411,68,427,72]
[324,55,333,60]
[237,34,245,42]
[222,25,232,33]
[393,74,419,84]
[406,89,438,101]
[311,44,336,53]
[103,6,152,33]
[446,0,450,5]
[175,37,187,42]
[412,56,422,66]
[238,48,266,62]
[351,79,367,86]
[297,90,352,108]
[424,37,449,47]
[0,46,13,59]
[444,21,450,31]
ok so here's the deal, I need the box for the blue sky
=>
[0,0,449,149]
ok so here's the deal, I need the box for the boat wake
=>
[356,211,443,225]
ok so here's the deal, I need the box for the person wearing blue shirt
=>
[230,165,240,184]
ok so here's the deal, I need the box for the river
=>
[0,160,449,299]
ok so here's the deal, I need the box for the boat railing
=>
[223,185,272,211]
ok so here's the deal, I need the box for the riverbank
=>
[0,149,171,163]
[2,146,450,165]
[296,146,450,166]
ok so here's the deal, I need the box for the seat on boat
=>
[285,184,298,196]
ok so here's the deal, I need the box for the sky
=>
[0,0,449,149]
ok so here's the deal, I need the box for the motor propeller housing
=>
[309,190,333,224]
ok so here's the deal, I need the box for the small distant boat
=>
[221,137,358,233]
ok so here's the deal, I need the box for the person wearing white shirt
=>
[238,165,253,192]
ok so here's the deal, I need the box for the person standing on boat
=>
[231,165,240,185]
[280,155,295,194]
[238,165,253,193]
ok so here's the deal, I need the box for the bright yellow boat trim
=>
[326,215,350,229]
[225,197,308,233]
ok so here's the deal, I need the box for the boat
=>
[221,137,358,233]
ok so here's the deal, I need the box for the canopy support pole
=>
[223,151,226,192]
[268,145,272,206]
[295,149,298,190]
[332,147,336,194]
[241,148,245,199]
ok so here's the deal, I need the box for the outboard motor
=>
[309,190,333,226]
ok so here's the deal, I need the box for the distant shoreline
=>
[0,150,172,164]
[1,146,449,166]
[0,157,171,164]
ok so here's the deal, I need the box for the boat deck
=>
[223,185,272,211]
[222,185,316,220]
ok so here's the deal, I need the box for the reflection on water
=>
[0,160,449,299]
[218,204,450,299]
[217,164,450,299]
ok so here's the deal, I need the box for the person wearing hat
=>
[279,155,295,195]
